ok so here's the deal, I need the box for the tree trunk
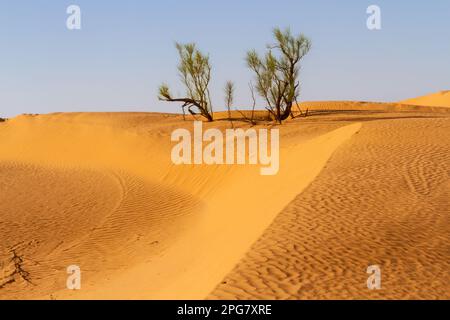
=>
[203,112,213,122]
[280,101,293,121]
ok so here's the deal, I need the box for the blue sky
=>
[1,0,449,118]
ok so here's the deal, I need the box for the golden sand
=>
[0,102,449,299]
[400,90,450,108]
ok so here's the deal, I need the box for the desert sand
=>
[0,101,449,300]
[400,90,450,108]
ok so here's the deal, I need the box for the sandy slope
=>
[0,111,359,299]
[0,114,203,299]
[209,116,450,300]
[400,90,450,108]
[0,103,449,300]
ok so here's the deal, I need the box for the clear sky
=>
[1,0,449,118]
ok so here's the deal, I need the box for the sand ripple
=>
[209,118,450,300]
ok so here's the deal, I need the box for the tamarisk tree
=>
[246,27,311,123]
[159,43,214,121]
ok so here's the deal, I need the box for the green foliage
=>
[157,27,311,124]
[158,83,171,100]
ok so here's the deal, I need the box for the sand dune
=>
[400,90,450,108]
[0,111,359,299]
[0,103,449,300]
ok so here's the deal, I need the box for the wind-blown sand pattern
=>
[209,116,450,300]
[0,103,449,300]
[0,112,358,299]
